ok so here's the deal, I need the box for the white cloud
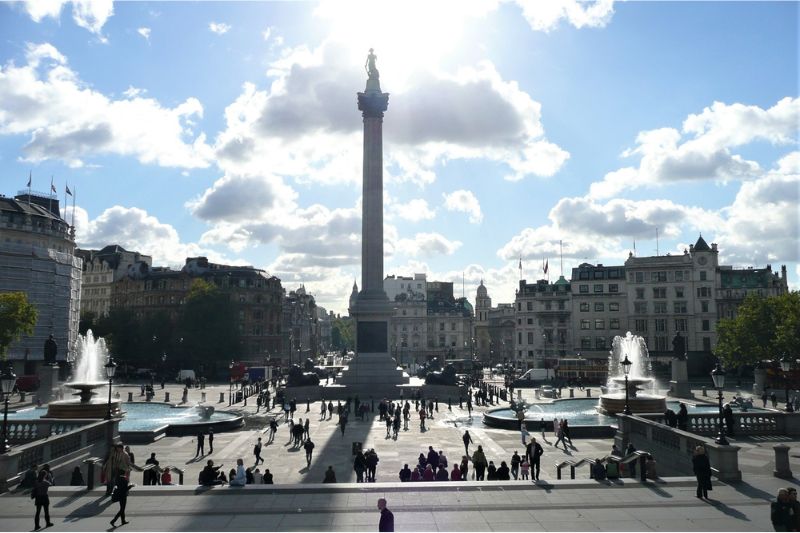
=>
[23,0,113,38]
[388,198,436,222]
[513,0,615,32]
[137,27,151,42]
[70,205,238,267]
[0,42,212,168]
[589,97,800,199]
[442,189,482,223]
[209,22,231,35]
[122,86,146,98]
[396,232,462,257]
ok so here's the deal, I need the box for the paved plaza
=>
[3,381,797,531]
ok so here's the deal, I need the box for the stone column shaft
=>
[362,115,384,296]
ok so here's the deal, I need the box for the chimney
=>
[711,243,718,252]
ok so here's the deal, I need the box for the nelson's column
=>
[339,49,409,392]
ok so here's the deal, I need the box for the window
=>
[594,270,605,279]
[675,271,684,281]
[439,322,445,331]
[518,332,523,344]
[558,330,567,343]
[655,319,666,332]
[594,302,604,312]
[595,337,607,350]
[634,302,647,314]
[703,337,711,351]
[702,319,710,331]
[545,302,552,310]
[675,287,684,298]
[700,271,707,281]
[656,271,668,282]
[558,300,566,310]
[674,301,688,313]
[675,318,687,332]
[581,320,591,330]
[610,318,620,329]
[636,288,645,299]
[655,336,668,351]
[609,284,619,293]
[581,337,592,349]
[579,284,589,293]
[527,301,533,311]
[635,319,648,332]
[701,301,709,313]
[579,271,590,280]
[527,318,533,325]
[653,287,667,299]
[635,272,644,283]
[654,302,667,314]
[517,318,522,325]
[451,322,456,331]
[594,284,603,293]
[697,287,711,298]
[609,302,620,312]
[594,319,605,329]
[517,303,522,311]
[527,332,534,344]
[580,302,590,312]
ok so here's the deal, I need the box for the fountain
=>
[598,332,666,415]
[44,330,122,419]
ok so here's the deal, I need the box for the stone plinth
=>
[669,358,694,399]
[37,364,60,404]
[754,368,767,396]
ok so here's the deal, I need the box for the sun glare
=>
[314,0,489,90]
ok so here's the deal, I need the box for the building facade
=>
[76,245,152,317]
[111,257,283,360]
[281,286,318,366]
[514,277,572,369]
[570,263,627,362]
[0,191,81,374]
[716,264,788,320]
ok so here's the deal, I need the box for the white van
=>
[176,370,196,382]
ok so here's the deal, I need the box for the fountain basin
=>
[45,398,123,419]
[597,393,667,415]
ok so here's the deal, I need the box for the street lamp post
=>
[229,360,234,406]
[710,362,729,445]
[621,354,632,415]
[104,357,117,420]
[780,354,794,413]
[1,364,17,454]
[542,333,547,369]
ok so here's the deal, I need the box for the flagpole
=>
[49,176,53,215]
[63,183,68,220]
[27,171,32,206]
[71,186,76,229]
[560,240,563,277]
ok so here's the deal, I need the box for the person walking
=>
[472,445,487,481]
[208,429,214,454]
[562,419,573,446]
[268,419,278,443]
[463,430,474,456]
[303,418,310,441]
[327,400,334,420]
[303,438,315,467]
[772,488,795,531]
[195,431,205,457]
[554,422,567,450]
[460,455,470,481]
[253,438,264,465]
[323,466,337,483]
[321,401,327,420]
[354,451,367,483]
[520,459,530,480]
[419,408,427,430]
[33,469,53,530]
[692,446,712,499]
[366,449,380,482]
[109,469,132,528]
[377,498,394,532]
[529,438,544,480]
[340,412,348,437]
[510,451,521,480]
[103,444,132,496]
[392,414,401,439]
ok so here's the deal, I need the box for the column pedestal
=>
[37,364,60,404]
[669,358,694,399]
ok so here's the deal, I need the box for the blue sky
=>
[0,0,797,314]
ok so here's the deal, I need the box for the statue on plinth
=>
[365,48,379,79]
[672,331,686,360]
[44,334,58,366]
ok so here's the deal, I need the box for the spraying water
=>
[71,329,109,384]
[607,331,654,389]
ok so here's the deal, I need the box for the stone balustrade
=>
[638,410,800,437]
[0,418,119,492]
[615,413,741,482]
[5,419,92,444]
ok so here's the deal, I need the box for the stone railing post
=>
[774,445,793,479]
[708,444,741,482]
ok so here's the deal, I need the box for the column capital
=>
[358,91,389,118]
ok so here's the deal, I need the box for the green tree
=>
[716,292,800,369]
[176,279,240,375]
[331,317,354,352]
[0,292,38,360]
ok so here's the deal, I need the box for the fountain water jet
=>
[45,330,122,419]
[598,332,666,415]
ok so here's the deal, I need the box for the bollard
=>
[84,459,96,490]
[448,398,452,411]
[201,392,206,403]
[569,388,574,398]
[774,444,793,479]
[20,392,26,402]
[164,392,170,403]
[586,389,591,398]
[702,386,707,397]
[127,392,133,402]
[219,392,225,403]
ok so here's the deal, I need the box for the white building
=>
[0,191,81,374]
[76,245,152,317]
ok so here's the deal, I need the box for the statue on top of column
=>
[365,48,379,80]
